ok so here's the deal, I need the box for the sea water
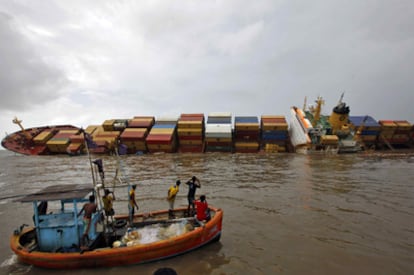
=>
[0,150,413,274]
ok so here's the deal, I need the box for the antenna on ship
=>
[303,96,307,111]
[338,92,345,104]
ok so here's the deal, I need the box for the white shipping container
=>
[205,124,232,138]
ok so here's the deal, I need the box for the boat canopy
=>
[15,184,93,203]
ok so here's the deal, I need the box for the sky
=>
[1,0,414,137]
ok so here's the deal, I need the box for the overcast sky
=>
[1,0,414,137]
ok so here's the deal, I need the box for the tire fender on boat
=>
[114,220,127,229]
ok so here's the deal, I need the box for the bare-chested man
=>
[78,195,97,244]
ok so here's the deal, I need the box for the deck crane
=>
[12,117,32,140]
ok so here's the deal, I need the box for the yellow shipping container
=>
[178,120,203,128]
[123,128,147,133]
[46,139,70,153]
[234,142,259,149]
[261,115,285,119]
[234,123,260,131]
[395,121,412,131]
[150,128,175,135]
[58,129,79,135]
[264,144,279,153]
[102,119,115,131]
[263,143,286,152]
[85,125,99,135]
[147,144,175,150]
[379,121,397,131]
[320,135,339,145]
[33,130,54,145]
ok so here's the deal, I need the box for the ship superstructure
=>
[289,94,362,153]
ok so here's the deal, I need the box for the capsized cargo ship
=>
[289,94,364,154]
[2,113,291,156]
[2,105,413,155]
[1,117,80,155]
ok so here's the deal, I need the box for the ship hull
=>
[1,125,79,155]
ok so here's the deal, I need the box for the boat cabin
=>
[16,184,102,252]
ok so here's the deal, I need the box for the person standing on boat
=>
[32,200,48,224]
[129,184,139,226]
[102,189,115,223]
[78,195,97,243]
[167,180,181,218]
[186,176,201,216]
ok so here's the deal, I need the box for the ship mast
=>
[12,117,31,140]
[313,96,324,125]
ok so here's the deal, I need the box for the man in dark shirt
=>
[186,176,201,216]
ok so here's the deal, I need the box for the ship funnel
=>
[329,94,350,134]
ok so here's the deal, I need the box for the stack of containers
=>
[80,125,102,153]
[46,129,79,153]
[349,116,381,147]
[90,123,120,154]
[177,114,205,153]
[234,116,260,153]
[33,129,54,146]
[378,120,397,146]
[120,116,155,153]
[146,117,178,153]
[32,128,57,154]
[67,133,85,154]
[392,120,412,145]
[260,115,289,152]
[120,128,148,154]
[94,130,121,152]
[205,112,233,152]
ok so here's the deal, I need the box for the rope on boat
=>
[82,131,103,211]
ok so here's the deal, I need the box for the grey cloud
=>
[0,12,68,111]
[0,0,413,133]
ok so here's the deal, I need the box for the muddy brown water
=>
[0,150,413,274]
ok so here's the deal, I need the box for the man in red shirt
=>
[194,195,211,222]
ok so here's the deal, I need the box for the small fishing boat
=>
[10,183,223,269]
